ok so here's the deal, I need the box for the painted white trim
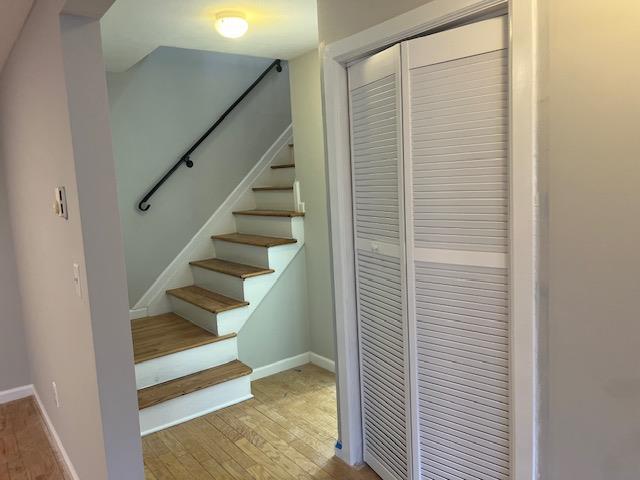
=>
[132,125,293,314]
[250,353,311,381]
[324,0,507,63]
[293,180,305,213]
[129,307,148,320]
[32,388,80,480]
[250,351,337,382]
[0,384,34,405]
[413,247,508,269]
[509,0,539,478]
[322,0,537,477]
[309,352,336,373]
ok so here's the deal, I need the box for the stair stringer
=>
[131,125,293,317]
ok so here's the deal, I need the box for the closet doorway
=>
[322,1,536,479]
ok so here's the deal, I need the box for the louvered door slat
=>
[403,16,510,479]
[349,44,411,480]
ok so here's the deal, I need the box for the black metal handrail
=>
[137,59,283,212]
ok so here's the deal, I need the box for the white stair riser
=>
[169,296,247,336]
[213,240,270,267]
[192,267,246,299]
[234,215,296,238]
[253,190,296,210]
[135,337,238,389]
[192,267,273,303]
[266,167,295,186]
[139,376,252,436]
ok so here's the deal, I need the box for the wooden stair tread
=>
[166,285,248,314]
[132,313,235,364]
[190,258,274,279]
[138,360,252,410]
[212,233,297,247]
[233,209,305,218]
[252,186,294,191]
[270,163,295,169]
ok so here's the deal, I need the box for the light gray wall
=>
[238,250,310,368]
[61,14,143,479]
[107,47,292,306]
[0,167,30,392]
[317,0,434,44]
[0,1,142,478]
[289,49,335,361]
[539,1,640,478]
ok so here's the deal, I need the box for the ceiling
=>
[100,0,318,72]
[0,0,33,73]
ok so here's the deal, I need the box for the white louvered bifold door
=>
[348,45,412,480]
[401,17,511,479]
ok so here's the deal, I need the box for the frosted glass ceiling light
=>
[215,11,249,39]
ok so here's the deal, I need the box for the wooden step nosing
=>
[211,234,298,248]
[189,260,274,279]
[138,361,252,410]
[134,332,237,365]
[166,289,249,314]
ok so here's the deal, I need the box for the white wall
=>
[289,49,336,361]
[539,1,640,478]
[0,1,143,478]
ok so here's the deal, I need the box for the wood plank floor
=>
[0,397,71,480]
[143,364,381,480]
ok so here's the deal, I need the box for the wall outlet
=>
[52,381,60,408]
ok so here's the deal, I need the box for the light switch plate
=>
[54,187,68,219]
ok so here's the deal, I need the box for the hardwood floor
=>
[143,364,381,480]
[0,397,70,480]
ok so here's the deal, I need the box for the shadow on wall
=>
[106,47,292,305]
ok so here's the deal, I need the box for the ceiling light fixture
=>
[214,11,249,39]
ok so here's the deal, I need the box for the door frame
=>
[320,0,538,478]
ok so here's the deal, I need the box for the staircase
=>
[131,144,303,435]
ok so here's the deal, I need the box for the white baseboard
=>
[32,388,80,480]
[129,307,148,320]
[0,384,34,405]
[133,125,294,315]
[250,351,336,381]
[250,352,310,381]
[309,352,336,373]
